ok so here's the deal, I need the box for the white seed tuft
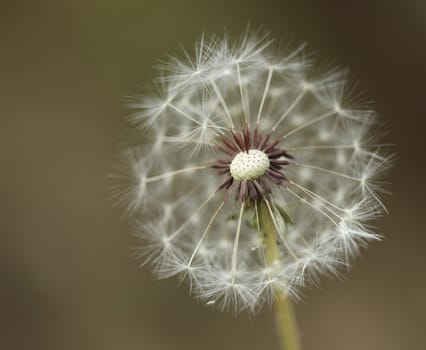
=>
[117,29,393,313]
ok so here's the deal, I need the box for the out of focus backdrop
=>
[1,1,426,349]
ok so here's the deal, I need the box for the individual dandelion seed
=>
[113,28,392,350]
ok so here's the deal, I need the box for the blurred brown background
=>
[1,1,425,349]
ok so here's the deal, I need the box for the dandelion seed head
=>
[116,29,392,313]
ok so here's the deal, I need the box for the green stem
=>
[259,200,302,350]
[274,290,301,350]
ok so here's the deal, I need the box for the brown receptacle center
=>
[212,127,294,202]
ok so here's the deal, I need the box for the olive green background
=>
[1,1,425,349]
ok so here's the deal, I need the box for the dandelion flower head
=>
[114,30,392,312]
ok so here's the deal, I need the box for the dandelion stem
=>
[259,200,302,350]
[274,289,301,350]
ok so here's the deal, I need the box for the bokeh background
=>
[1,1,426,349]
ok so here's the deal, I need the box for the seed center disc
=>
[230,149,270,181]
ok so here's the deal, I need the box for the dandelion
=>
[114,29,392,350]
